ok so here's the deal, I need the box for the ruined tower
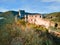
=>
[18,9,25,18]
[15,10,21,23]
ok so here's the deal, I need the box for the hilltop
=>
[0,11,18,17]
[0,11,19,24]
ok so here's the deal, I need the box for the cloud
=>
[44,5,60,13]
[0,8,8,12]
[41,0,60,2]
[47,5,60,10]
[0,8,20,12]
[0,0,17,3]
[49,6,60,11]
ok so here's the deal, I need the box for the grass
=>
[0,19,56,45]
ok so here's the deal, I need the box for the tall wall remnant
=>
[19,10,25,18]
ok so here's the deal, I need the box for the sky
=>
[0,0,60,14]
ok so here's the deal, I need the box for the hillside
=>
[45,12,60,22]
[0,11,19,24]
[0,11,18,17]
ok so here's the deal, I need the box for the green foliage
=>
[49,26,60,32]
[0,11,18,24]
[29,23,37,29]
[17,19,26,27]
[35,26,47,31]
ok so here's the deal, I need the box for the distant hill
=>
[0,12,2,14]
[25,12,40,15]
[0,11,19,24]
[45,12,60,22]
[0,11,18,17]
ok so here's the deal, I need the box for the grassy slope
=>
[45,12,60,22]
[0,11,60,45]
[0,11,19,24]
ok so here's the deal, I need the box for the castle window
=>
[34,19,36,22]
[32,15,33,17]
[55,23,58,27]
[35,15,37,17]
[40,16,41,18]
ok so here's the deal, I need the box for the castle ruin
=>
[16,10,59,29]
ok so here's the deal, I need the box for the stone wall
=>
[25,14,58,29]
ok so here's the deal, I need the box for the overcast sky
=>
[0,0,60,13]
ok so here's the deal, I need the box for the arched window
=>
[40,15,41,18]
[55,23,58,27]
[31,19,32,21]
[35,15,37,17]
